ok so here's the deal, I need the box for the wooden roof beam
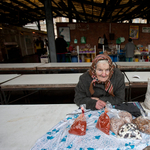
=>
[102,0,117,22]
[113,4,135,22]
[72,0,104,7]
[68,0,72,22]
[127,7,150,20]
[92,0,93,20]
[0,11,31,26]
[12,0,42,17]
[51,0,68,16]
[98,0,106,22]
[107,0,122,21]
[25,0,45,15]
[1,1,40,20]
[81,2,87,22]
[119,2,148,22]
[0,3,36,21]
[70,0,82,21]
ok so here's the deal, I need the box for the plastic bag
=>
[96,108,110,135]
[108,102,132,135]
[118,111,132,123]
[118,123,142,140]
[69,105,86,136]
[132,116,150,134]
[110,117,124,135]
[110,110,133,135]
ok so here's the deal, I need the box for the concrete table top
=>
[0,73,82,90]
[0,63,44,71]
[115,62,150,71]
[0,74,21,85]
[0,104,78,150]
[124,71,150,87]
[37,62,92,70]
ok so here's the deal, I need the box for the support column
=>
[68,0,72,23]
[147,17,150,24]
[44,0,57,62]
[129,19,132,23]
[37,20,41,31]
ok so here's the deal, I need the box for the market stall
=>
[0,74,21,104]
[123,71,150,101]
[0,73,129,104]
[31,103,150,150]
[0,103,149,150]
[115,62,150,71]
[36,62,92,73]
[0,104,78,150]
[0,63,44,74]
[0,73,82,104]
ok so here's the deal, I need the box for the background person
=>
[74,54,125,110]
[55,35,68,62]
[123,38,135,62]
[35,37,44,62]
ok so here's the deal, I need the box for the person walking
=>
[55,35,68,62]
[123,38,135,62]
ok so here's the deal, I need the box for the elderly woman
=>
[74,54,125,110]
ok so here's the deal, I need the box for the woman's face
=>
[95,61,110,82]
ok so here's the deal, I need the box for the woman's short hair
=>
[96,60,108,68]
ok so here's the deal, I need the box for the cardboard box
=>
[40,55,49,63]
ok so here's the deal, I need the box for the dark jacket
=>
[55,37,68,54]
[123,42,135,57]
[74,68,125,110]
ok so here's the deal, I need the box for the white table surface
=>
[116,62,150,70]
[1,73,82,90]
[124,72,150,83]
[0,104,78,150]
[0,63,44,71]
[123,73,129,85]
[1,73,129,90]
[37,62,117,70]
[37,62,92,70]
[0,74,21,85]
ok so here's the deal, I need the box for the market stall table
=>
[0,73,82,104]
[36,62,92,73]
[124,71,150,101]
[0,104,78,150]
[0,74,21,104]
[0,63,44,74]
[1,73,82,90]
[0,73,129,104]
[0,74,20,84]
[31,103,150,150]
[115,62,150,71]
[124,72,150,87]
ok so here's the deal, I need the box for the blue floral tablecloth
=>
[31,109,150,150]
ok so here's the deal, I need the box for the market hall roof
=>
[0,0,149,26]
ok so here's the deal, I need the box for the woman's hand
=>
[95,100,106,110]
[91,97,106,109]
